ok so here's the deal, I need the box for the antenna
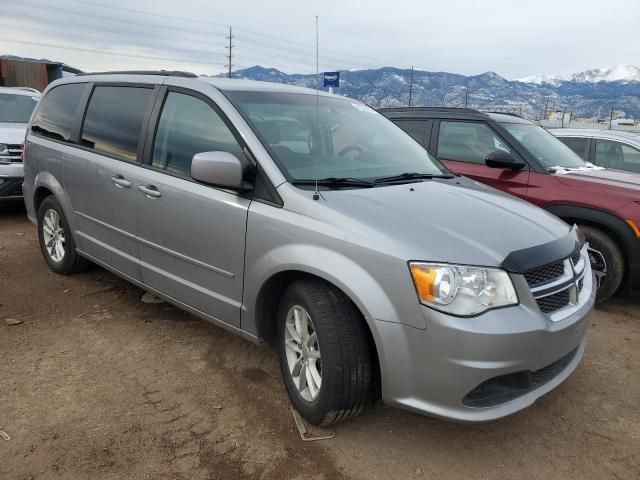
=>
[313,15,320,201]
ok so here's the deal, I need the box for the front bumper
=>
[372,270,596,422]
[0,176,24,199]
[0,162,24,199]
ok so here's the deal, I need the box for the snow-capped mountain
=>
[519,65,640,85]
[232,65,640,119]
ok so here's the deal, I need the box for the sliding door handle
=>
[138,185,162,198]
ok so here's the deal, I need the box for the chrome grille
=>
[524,261,565,287]
[0,144,23,163]
[524,244,588,319]
[537,289,570,314]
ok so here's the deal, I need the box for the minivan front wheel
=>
[37,196,88,274]
[277,279,374,426]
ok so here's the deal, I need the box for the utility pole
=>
[408,65,414,107]
[561,106,567,128]
[464,79,470,107]
[609,106,614,129]
[225,26,233,78]
[543,97,549,120]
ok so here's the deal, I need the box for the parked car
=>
[550,128,640,174]
[0,86,40,200]
[24,73,595,425]
[382,107,640,303]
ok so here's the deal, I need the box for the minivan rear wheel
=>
[37,196,89,274]
[579,225,624,303]
[277,279,374,426]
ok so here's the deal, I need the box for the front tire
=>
[579,225,624,303]
[277,279,374,426]
[37,196,88,275]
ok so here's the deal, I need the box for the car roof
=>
[549,128,640,142]
[379,106,534,124]
[0,86,41,97]
[52,72,340,98]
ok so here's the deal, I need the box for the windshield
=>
[224,91,447,184]
[501,122,586,169]
[0,93,39,123]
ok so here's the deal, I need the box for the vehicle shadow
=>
[0,200,28,218]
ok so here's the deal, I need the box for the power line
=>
[0,38,226,66]
[12,1,227,37]
[19,0,409,69]
[3,11,229,48]
[2,24,227,58]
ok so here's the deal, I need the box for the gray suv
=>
[23,72,595,425]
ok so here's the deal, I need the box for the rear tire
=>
[37,196,89,275]
[579,225,624,303]
[277,278,374,426]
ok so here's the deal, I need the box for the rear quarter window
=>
[81,86,153,162]
[31,83,85,142]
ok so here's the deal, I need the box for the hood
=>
[0,122,28,144]
[316,177,570,268]
[557,168,640,197]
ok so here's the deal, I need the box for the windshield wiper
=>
[373,172,455,184]
[293,177,375,189]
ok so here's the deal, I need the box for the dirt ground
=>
[1,201,639,480]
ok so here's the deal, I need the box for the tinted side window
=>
[394,120,429,144]
[81,86,153,162]
[558,137,589,160]
[595,139,640,173]
[152,92,243,177]
[31,84,84,142]
[437,121,511,164]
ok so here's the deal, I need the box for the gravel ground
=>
[1,202,639,480]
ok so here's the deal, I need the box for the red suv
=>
[382,107,640,302]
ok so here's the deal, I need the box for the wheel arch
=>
[252,268,383,398]
[546,204,638,280]
[32,172,76,229]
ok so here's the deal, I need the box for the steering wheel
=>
[338,145,364,157]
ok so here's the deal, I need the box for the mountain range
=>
[231,65,640,120]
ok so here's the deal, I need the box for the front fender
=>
[242,243,427,337]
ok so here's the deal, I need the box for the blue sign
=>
[323,71,340,88]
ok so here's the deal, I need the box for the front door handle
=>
[111,175,132,188]
[138,184,162,198]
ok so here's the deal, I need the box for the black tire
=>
[579,225,624,303]
[37,196,89,275]
[277,278,374,426]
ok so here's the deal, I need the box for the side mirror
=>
[191,151,243,189]
[485,151,526,170]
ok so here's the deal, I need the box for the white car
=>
[550,128,640,175]
[0,87,40,200]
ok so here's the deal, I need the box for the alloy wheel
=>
[42,209,66,262]
[284,305,322,401]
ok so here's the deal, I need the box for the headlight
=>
[0,144,8,156]
[409,262,518,316]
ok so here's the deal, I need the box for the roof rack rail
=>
[378,106,481,114]
[81,70,197,78]
[484,111,523,118]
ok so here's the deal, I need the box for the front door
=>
[435,120,530,199]
[63,84,156,281]
[135,89,251,327]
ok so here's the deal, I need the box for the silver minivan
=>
[23,72,595,425]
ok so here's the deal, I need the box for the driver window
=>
[152,92,243,177]
[438,121,511,164]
